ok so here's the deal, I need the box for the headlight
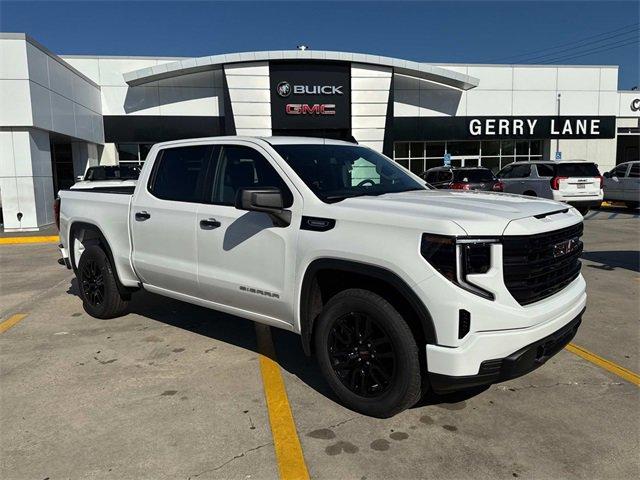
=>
[421,234,497,300]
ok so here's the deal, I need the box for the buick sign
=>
[277,81,343,97]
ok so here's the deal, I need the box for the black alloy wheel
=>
[328,312,396,397]
[81,260,105,307]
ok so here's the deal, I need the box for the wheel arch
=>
[299,258,437,356]
[69,221,138,298]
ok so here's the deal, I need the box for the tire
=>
[576,206,590,216]
[77,245,129,319]
[314,288,422,418]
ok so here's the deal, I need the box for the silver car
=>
[496,160,603,215]
[603,161,640,209]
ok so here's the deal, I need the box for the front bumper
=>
[430,308,584,394]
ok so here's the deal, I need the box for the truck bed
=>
[58,189,139,287]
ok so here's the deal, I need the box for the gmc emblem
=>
[286,104,336,115]
[552,237,580,258]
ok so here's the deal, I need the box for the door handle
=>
[200,218,221,230]
[135,211,151,221]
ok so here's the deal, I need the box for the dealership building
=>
[1,32,639,231]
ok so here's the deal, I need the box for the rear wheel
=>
[77,245,129,319]
[314,289,422,418]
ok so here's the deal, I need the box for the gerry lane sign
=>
[392,116,616,141]
[467,116,615,138]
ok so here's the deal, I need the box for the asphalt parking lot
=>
[1,207,638,480]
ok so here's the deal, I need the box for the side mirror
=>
[76,175,85,181]
[235,188,291,227]
[603,171,611,178]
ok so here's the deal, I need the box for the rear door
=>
[604,164,628,200]
[499,164,531,194]
[555,163,601,198]
[622,162,640,202]
[130,144,214,296]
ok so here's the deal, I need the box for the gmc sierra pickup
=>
[57,136,586,417]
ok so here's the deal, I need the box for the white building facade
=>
[1,33,638,231]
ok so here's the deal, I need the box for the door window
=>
[148,145,212,202]
[211,145,293,207]
[614,164,629,177]
[437,170,453,182]
[629,163,639,178]
[509,164,531,178]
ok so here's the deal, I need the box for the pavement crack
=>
[327,416,358,429]
[188,442,272,478]
[498,381,624,391]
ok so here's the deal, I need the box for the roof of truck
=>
[153,135,358,149]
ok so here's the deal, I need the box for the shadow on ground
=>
[66,279,486,413]
[582,250,640,273]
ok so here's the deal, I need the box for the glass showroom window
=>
[116,143,154,165]
[393,140,543,173]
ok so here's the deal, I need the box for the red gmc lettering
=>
[285,104,336,115]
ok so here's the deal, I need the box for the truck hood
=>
[337,190,578,236]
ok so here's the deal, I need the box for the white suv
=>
[58,137,587,417]
[497,160,603,215]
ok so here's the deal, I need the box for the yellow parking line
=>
[0,235,59,245]
[566,343,640,387]
[255,324,310,480]
[0,314,28,334]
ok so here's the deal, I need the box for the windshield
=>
[452,169,495,182]
[272,144,427,202]
[556,163,600,177]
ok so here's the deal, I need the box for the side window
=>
[425,171,437,182]
[629,163,639,178]
[614,164,629,177]
[498,165,513,178]
[149,145,211,202]
[437,170,452,182]
[211,145,293,207]
[536,164,555,177]
[510,164,531,178]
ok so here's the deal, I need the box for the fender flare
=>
[299,258,437,355]
[68,221,138,298]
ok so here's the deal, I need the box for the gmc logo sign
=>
[285,104,336,115]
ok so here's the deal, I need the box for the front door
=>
[131,144,213,296]
[195,143,302,324]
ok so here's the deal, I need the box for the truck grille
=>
[502,223,583,305]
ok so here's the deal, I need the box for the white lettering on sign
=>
[293,85,343,95]
[467,117,604,136]
[513,119,524,135]
[469,119,481,135]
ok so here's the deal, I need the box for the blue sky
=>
[1,1,639,88]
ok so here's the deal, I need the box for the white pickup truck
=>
[57,136,586,417]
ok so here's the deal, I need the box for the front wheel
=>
[77,245,129,319]
[314,289,423,418]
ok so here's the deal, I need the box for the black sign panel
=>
[392,116,616,141]
[270,61,350,130]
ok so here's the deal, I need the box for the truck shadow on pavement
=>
[66,279,489,412]
[581,250,640,273]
